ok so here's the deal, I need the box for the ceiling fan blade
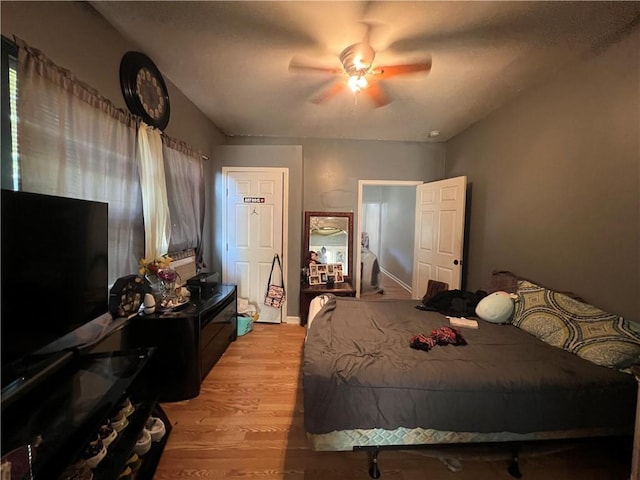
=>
[289,58,343,75]
[374,59,432,79]
[311,81,347,104]
[364,80,390,108]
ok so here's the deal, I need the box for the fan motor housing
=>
[339,43,375,76]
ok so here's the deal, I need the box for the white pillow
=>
[476,291,514,324]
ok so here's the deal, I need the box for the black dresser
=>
[123,284,237,402]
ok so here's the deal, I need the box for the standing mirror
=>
[303,211,353,283]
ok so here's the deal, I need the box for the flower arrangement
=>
[138,255,173,277]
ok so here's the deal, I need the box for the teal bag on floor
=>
[237,315,253,336]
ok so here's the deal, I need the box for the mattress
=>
[303,296,636,443]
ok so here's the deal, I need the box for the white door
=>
[223,168,285,323]
[412,176,467,299]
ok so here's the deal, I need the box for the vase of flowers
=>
[139,255,173,298]
[157,267,179,301]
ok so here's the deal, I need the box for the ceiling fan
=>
[289,26,432,107]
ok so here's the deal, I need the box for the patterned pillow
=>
[512,280,640,369]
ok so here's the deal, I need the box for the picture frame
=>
[308,263,344,285]
[331,263,344,283]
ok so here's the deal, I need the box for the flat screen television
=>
[1,189,109,388]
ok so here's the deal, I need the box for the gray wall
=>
[446,27,639,322]
[1,1,226,270]
[379,185,417,286]
[226,136,446,312]
[226,136,445,210]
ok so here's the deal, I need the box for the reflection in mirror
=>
[303,211,353,282]
[309,217,348,267]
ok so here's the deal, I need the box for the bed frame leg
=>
[368,448,381,478]
[507,449,522,478]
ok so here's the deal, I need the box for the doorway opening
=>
[356,176,467,300]
[356,180,422,298]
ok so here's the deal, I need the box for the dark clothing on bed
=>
[422,289,487,317]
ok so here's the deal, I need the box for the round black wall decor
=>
[120,51,170,130]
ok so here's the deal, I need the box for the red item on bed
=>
[410,326,466,351]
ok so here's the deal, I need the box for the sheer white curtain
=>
[162,137,205,265]
[14,37,143,285]
[136,123,170,261]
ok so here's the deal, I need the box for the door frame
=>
[356,180,423,298]
[221,166,289,321]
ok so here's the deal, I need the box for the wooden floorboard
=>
[154,310,632,479]
[361,272,413,301]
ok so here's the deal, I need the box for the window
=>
[3,36,206,283]
[1,35,18,190]
[8,36,143,284]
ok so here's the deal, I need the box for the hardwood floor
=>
[361,271,413,301]
[155,320,632,480]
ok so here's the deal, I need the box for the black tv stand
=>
[1,350,76,409]
[1,347,170,480]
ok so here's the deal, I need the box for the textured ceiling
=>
[92,1,640,142]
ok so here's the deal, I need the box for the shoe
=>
[98,420,117,448]
[145,416,166,442]
[82,436,106,468]
[134,429,151,456]
[110,411,129,433]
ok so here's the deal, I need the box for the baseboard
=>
[379,267,412,294]
[285,315,301,325]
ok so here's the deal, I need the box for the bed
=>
[302,280,640,477]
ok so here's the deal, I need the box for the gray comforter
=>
[303,296,636,435]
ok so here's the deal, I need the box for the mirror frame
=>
[303,211,354,283]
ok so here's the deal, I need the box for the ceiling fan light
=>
[348,75,368,93]
[348,75,361,93]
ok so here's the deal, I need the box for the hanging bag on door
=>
[264,253,286,308]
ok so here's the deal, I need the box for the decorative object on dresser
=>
[308,263,344,286]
